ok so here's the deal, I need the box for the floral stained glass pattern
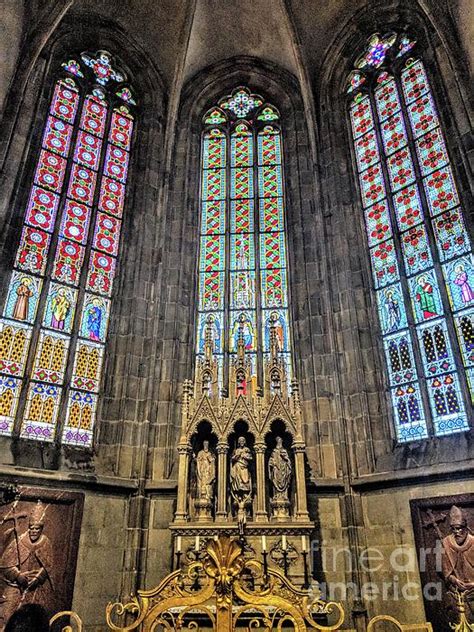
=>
[0,52,135,446]
[348,33,472,439]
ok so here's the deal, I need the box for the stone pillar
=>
[216,442,228,520]
[293,442,310,522]
[175,443,192,523]
[254,443,268,522]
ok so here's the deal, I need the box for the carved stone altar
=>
[171,314,314,582]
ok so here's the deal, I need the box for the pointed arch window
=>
[346,33,473,441]
[197,87,291,390]
[0,51,136,446]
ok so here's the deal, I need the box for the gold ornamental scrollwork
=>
[102,536,345,632]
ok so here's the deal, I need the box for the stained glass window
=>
[0,51,136,446]
[347,32,473,441]
[197,87,291,389]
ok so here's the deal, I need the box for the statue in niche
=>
[441,505,474,618]
[193,441,215,522]
[230,437,253,527]
[268,436,292,521]
[0,501,54,625]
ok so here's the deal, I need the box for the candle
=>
[301,535,307,552]
[261,535,267,552]
[282,534,287,550]
[176,535,182,553]
[195,535,200,551]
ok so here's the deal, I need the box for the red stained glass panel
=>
[86,251,116,296]
[98,177,125,217]
[34,150,66,193]
[25,186,60,233]
[15,227,51,275]
[109,110,133,151]
[67,164,97,206]
[93,212,121,256]
[50,80,79,124]
[103,145,129,183]
[60,200,91,244]
[80,95,107,137]
[74,130,102,170]
[42,116,73,157]
[52,238,85,286]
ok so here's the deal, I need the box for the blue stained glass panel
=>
[428,372,469,436]
[230,233,255,270]
[203,130,226,169]
[79,294,110,343]
[261,268,288,308]
[258,165,283,198]
[407,92,439,139]
[454,310,474,368]
[62,390,97,447]
[202,169,226,200]
[392,185,424,232]
[354,130,380,171]
[376,283,407,334]
[415,129,449,176]
[423,167,460,216]
[0,375,21,436]
[350,96,375,139]
[358,164,385,207]
[391,383,428,442]
[259,232,287,269]
[229,310,257,352]
[198,271,224,311]
[380,112,408,156]
[466,367,474,403]
[257,129,281,166]
[382,331,416,385]
[231,200,254,233]
[442,255,474,312]
[401,60,429,104]
[199,234,225,272]
[259,198,283,233]
[432,208,471,262]
[42,283,77,333]
[231,167,254,199]
[196,311,224,354]
[374,77,401,121]
[417,319,456,376]
[231,132,253,167]
[262,309,290,352]
[20,382,61,442]
[201,200,226,235]
[3,272,43,324]
[230,270,256,309]
[400,224,433,276]
[364,200,393,247]
[408,270,444,323]
[387,148,416,191]
[370,239,400,288]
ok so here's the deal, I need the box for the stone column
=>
[254,443,268,522]
[175,443,192,523]
[293,442,310,522]
[216,442,228,520]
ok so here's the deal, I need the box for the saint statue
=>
[454,264,474,306]
[195,440,215,504]
[50,289,70,330]
[268,437,292,503]
[230,436,253,498]
[12,277,33,321]
[0,501,54,626]
[415,275,437,319]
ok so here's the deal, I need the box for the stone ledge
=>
[0,464,139,493]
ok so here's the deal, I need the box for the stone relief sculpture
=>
[268,436,292,520]
[0,487,83,627]
[0,501,54,625]
[441,505,474,616]
[194,440,216,521]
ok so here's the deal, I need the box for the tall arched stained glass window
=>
[197,87,291,390]
[346,33,473,441]
[0,51,136,446]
